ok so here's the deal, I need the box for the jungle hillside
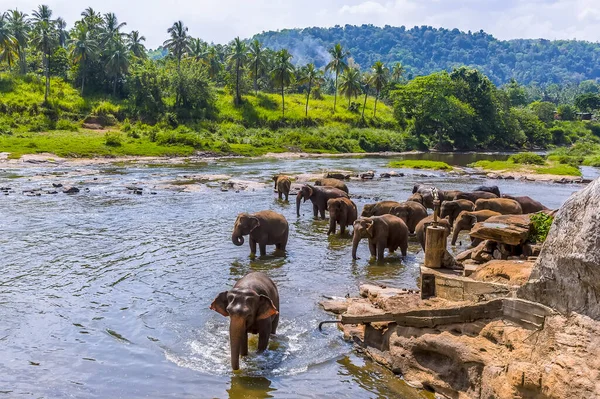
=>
[0,6,600,160]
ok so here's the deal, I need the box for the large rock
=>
[470,214,531,246]
[519,178,600,319]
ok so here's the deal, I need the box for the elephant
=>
[389,201,428,234]
[415,215,452,250]
[501,194,549,214]
[296,185,348,219]
[314,178,349,194]
[210,272,279,371]
[361,200,401,217]
[451,210,501,245]
[440,199,475,226]
[440,190,462,202]
[474,198,523,215]
[412,184,434,195]
[327,197,358,235]
[411,185,456,209]
[232,211,289,256]
[272,175,291,201]
[475,185,501,197]
[407,193,424,206]
[455,191,498,203]
[352,215,409,261]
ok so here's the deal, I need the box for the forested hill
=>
[252,25,600,86]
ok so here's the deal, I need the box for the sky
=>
[1,0,599,48]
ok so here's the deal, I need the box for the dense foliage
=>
[253,25,600,86]
[529,212,554,243]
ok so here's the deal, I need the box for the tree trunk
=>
[236,60,241,105]
[373,91,379,117]
[281,75,285,118]
[43,53,49,103]
[113,75,117,97]
[333,71,338,112]
[361,91,368,120]
[305,79,311,117]
[254,60,258,95]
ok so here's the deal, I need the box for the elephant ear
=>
[469,215,478,227]
[257,295,278,320]
[210,291,230,317]
[249,217,260,232]
[365,219,375,238]
[304,185,314,201]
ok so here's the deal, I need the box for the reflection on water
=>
[0,154,589,398]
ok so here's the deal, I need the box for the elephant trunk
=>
[327,214,336,235]
[296,192,302,216]
[451,225,460,246]
[232,232,244,246]
[352,230,361,259]
[229,316,246,371]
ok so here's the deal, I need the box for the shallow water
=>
[0,154,590,398]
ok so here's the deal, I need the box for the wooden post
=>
[424,226,447,268]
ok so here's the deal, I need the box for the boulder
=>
[470,214,531,246]
[360,171,375,179]
[470,260,535,286]
[519,178,600,319]
[63,186,80,194]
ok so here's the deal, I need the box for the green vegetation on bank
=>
[529,212,554,243]
[388,160,452,170]
[470,153,582,176]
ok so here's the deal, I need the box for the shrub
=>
[508,152,545,165]
[529,212,554,243]
[55,119,79,132]
[121,119,132,132]
[104,132,123,147]
[93,101,122,118]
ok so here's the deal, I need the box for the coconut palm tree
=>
[227,37,247,105]
[0,13,18,69]
[325,43,350,112]
[81,7,102,31]
[271,49,294,117]
[30,5,57,102]
[371,61,389,117]
[361,72,372,121]
[101,12,126,46]
[205,46,221,80]
[56,17,68,47]
[298,63,323,117]
[188,38,206,61]
[105,39,129,97]
[7,10,29,74]
[127,30,146,59]
[391,62,404,83]
[69,24,98,95]
[339,67,362,107]
[163,20,189,70]
[247,39,265,95]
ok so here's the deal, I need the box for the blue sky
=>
[1,0,598,48]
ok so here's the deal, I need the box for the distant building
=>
[576,112,593,120]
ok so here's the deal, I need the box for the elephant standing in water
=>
[314,178,349,194]
[475,198,523,215]
[232,211,289,256]
[352,215,409,261]
[390,201,428,234]
[440,199,475,226]
[210,272,279,371]
[296,184,348,219]
[415,215,452,250]
[502,194,549,214]
[272,175,291,201]
[327,197,358,235]
[451,210,501,245]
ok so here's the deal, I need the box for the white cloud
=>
[339,1,388,15]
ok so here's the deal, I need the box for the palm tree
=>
[371,61,389,117]
[247,39,265,95]
[325,43,350,112]
[105,39,129,97]
[100,12,126,46]
[0,13,18,69]
[298,63,323,117]
[205,46,221,80]
[69,24,98,95]
[188,38,206,61]
[391,62,404,83]
[81,7,102,31]
[361,72,372,121]
[163,20,189,69]
[127,30,146,59]
[56,17,68,47]
[271,49,294,117]
[339,67,362,107]
[227,37,247,105]
[30,5,57,103]
[7,10,30,74]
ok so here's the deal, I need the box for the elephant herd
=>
[212,174,550,370]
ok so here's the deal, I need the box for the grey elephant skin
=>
[327,197,358,235]
[273,175,291,201]
[475,198,523,215]
[211,272,279,370]
[232,211,289,256]
[451,210,500,245]
[352,214,409,261]
[296,185,348,219]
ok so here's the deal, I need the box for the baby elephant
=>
[272,175,291,201]
[415,215,452,250]
[327,197,358,235]
[352,215,409,261]
[232,211,288,256]
[210,272,279,371]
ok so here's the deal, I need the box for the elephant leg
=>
[271,314,279,335]
[240,331,249,356]
[313,203,319,218]
[401,242,408,257]
[284,193,289,202]
[259,243,267,256]
[257,320,271,353]
[278,191,282,200]
[249,237,257,256]
[319,206,326,219]
[377,243,385,261]
[368,242,376,257]
[340,224,346,235]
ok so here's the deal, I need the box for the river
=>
[0,154,593,398]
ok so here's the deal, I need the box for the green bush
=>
[55,119,80,132]
[509,152,545,165]
[93,101,122,118]
[529,212,554,243]
[104,132,123,147]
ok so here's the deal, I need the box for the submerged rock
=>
[63,187,80,194]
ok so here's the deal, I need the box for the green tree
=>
[163,20,190,69]
[55,17,68,47]
[529,101,556,125]
[297,63,323,117]
[49,45,69,78]
[325,43,349,112]
[227,37,247,105]
[247,39,266,95]
[127,30,147,59]
[512,107,551,147]
[557,104,576,121]
[339,67,362,107]
[30,5,57,102]
[81,7,102,31]
[371,61,389,117]
[271,49,294,117]
[205,46,221,80]
[391,62,404,82]
[100,12,126,46]
[6,10,29,74]
[575,93,600,113]
[105,39,129,96]
[126,59,164,120]
[69,24,98,95]
[0,13,17,69]
[503,78,528,107]
[172,59,215,120]
[361,72,372,121]
[188,37,206,61]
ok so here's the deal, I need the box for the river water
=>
[0,154,594,398]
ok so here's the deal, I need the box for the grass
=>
[470,158,581,176]
[388,160,453,170]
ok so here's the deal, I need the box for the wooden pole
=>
[424,226,447,268]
